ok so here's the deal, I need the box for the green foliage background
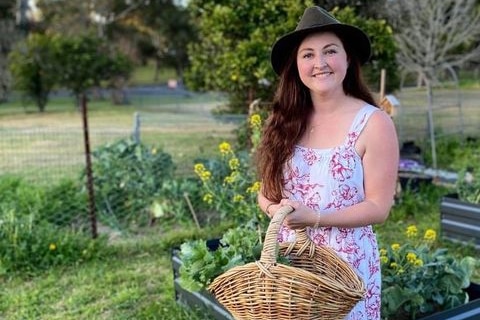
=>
[184,1,398,112]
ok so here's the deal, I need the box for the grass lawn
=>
[0,91,237,184]
[1,82,479,319]
[0,223,233,320]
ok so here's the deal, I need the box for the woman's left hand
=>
[279,199,317,229]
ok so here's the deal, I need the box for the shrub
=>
[0,176,108,275]
[380,225,477,319]
[91,138,176,229]
[0,175,43,216]
[0,207,108,275]
[456,167,480,204]
[192,113,266,225]
[39,179,88,228]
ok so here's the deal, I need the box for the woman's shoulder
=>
[362,105,397,138]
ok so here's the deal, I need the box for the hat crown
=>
[295,6,340,31]
[270,6,371,75]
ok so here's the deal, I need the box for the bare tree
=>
[386,0,480,169]
[388,0,480,83]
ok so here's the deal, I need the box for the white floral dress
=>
[278,104,381,319]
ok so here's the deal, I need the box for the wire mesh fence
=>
[0,88,240,238]
[1,86,479,238]
[391,87,479,170]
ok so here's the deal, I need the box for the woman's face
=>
[296,32,349,95]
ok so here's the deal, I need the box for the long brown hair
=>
[256,31,377,202]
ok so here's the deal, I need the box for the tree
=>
[8,33,59,112]
[185,0,316,113]
[133,0,196,81]
[184,0,398,113]
[54,34,133,106]
[36,0,194,82]
[387,0,480,84]
[332,6,398,93]
[386,0,480,168]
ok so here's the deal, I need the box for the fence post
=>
[81,93,98,239]
[132,112,141,143]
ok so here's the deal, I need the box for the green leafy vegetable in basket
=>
[178,224,290,292]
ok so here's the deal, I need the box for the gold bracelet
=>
[265,203,275,216]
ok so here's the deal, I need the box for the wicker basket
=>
[208,205,365,320]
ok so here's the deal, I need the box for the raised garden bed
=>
[171,239,233,320]
[420,297,480,319]
[171,239,480,319]
[440,194,480,249]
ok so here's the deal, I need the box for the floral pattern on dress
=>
[279,104,381,320]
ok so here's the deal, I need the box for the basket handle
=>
[259,205,294,265]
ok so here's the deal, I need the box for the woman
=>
[256,6,399,319]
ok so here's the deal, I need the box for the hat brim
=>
[271,24,371,75]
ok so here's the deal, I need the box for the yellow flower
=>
[424,229,436,242]
[379,248,387,256]
[228,158,239,170]
[199,170,211,182]
[406,225,418,238]
[380,256,389,264]
[194,163,206,176]
[219,142,232,155]
[224,175,235,184]
[233,194,244,202]
[247,181,261,193]
[390,262,398,269]
[49,243,56,251]
[203,193,213,204]
[406,252,417,264]
[151,148,157,155]
[397,268,405,274]
[193,163,211,182]
[249,114,262,129]
[414,259,424,267]
[391,243,400,251]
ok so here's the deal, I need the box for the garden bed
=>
[420,282,480,319]
[171,239,480,319]
[171,239,233,320]
[420,298,480,319]
[440,194,480,249]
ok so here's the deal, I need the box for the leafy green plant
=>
[8,33,59,112]
[38,179,88,228]
[178,224,262,291]
[91,138,176,229]
[390,183,447,222]
[193,113,266,225]
[0,206,108,275]
[0,176,108,275]
[456,167,480,204]
[381,225,477,319]
[0,175,45,213]
[423,135,480,171]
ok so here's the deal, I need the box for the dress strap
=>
[346,104,378,147]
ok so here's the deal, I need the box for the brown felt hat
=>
[271,6,371,75]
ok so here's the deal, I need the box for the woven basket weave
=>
[208,205,365,320]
